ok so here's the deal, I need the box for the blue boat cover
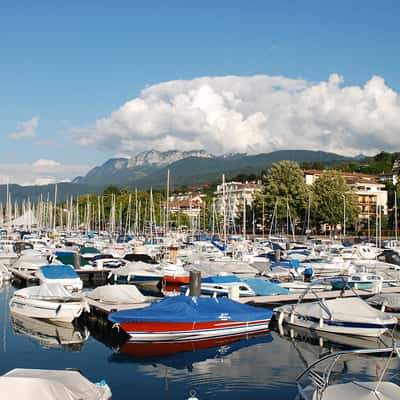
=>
[108,296,272,324]
[242,278,289,295]
[40,265,78,279]
[271,259,300,269]
[202,275,241,284]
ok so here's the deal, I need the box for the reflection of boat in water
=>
[11,314,89,351]
[111,331,273,370]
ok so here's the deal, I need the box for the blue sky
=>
[1,1,400,184]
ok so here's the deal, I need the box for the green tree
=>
[312,171,359,232]
[257,160,308,233]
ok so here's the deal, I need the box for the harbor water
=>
[1,282,400,400]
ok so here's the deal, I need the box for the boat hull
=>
[9,297,85,323]
[275,310,395,337]
[118,318,271,341]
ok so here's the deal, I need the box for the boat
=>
[296,347,400,399]
[0,368,111,399]
[35,264,83,292]
[9,283,88,323]
[108,295,272,341]
[330,273,397,291]
[274,296,397,337]
[111,261,163,287]
[85,284,148,308]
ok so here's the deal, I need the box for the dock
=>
[238,285,400,307]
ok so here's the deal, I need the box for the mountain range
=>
[1,149,352,202]
[73,149,351,188]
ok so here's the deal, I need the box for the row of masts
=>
[1,175,399,241]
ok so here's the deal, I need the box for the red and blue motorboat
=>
[108,295,272,342]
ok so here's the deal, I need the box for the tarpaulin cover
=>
[15,283,75,300]
[41,265,78,280]
[0,369,110,400]
[55,254,90,266]
[368,293,400,310]
[202,275,241,284]
[108,295,272,324]
[86,285,146,305]
[80,247,100,255]
[242,278,289,295]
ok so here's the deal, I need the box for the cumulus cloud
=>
[70,74,400,156]
[0,160,89,186]
[8,116,39,140]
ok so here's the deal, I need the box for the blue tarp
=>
[40,265,78,279]
[80,247,99,254]
[109,295,272,324]
[211,239,226,251]
[242,278,289,295]
[271,259,300,269]
[202,275,241,284]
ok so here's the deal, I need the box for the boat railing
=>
[296,346,399,399]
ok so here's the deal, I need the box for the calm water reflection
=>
[1,281,399,400]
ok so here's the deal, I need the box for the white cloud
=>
[70,74,400,156]
[8,116,39,140]
[0,160,90,186]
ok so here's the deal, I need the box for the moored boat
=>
[274,297,397,337]
[9,283,88,323]
[108,295,272,341]
[0,368,112,399]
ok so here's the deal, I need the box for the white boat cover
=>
[114,261,163,277]
[0,369,109,400]
[367,294,400,310]
[86,284,146,304]
[318,381,400,400]
[289,297,394,324]
[15,283,75,300]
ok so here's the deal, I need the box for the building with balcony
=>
[304,170,388,221]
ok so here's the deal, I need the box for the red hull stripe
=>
[119,319,270,333]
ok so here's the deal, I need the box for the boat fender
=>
[187,390,199,400]
[96,379,107,387]
[278,311,285,326]
[128,273,131,282]
[319,318,323,328]
[107,272,113,280]
[84,301,90,313]
[289,312,294,324]
[112,323,120,332]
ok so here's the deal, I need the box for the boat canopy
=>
[113,261,162,277]
[80,247,100,254]
[109,295,272,324]
[40,265,78,279]
[271,260,300,269]
[290,297,394,324]
[86,285,146,305]
[0,369,108,400]
[15,283,75,300]
[368,294,400,310]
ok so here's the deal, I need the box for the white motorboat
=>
[35,264,83,292]
[9,283,88,323]
[297,347,400,400]
[274,296,397,337]
[0,368,112,400]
